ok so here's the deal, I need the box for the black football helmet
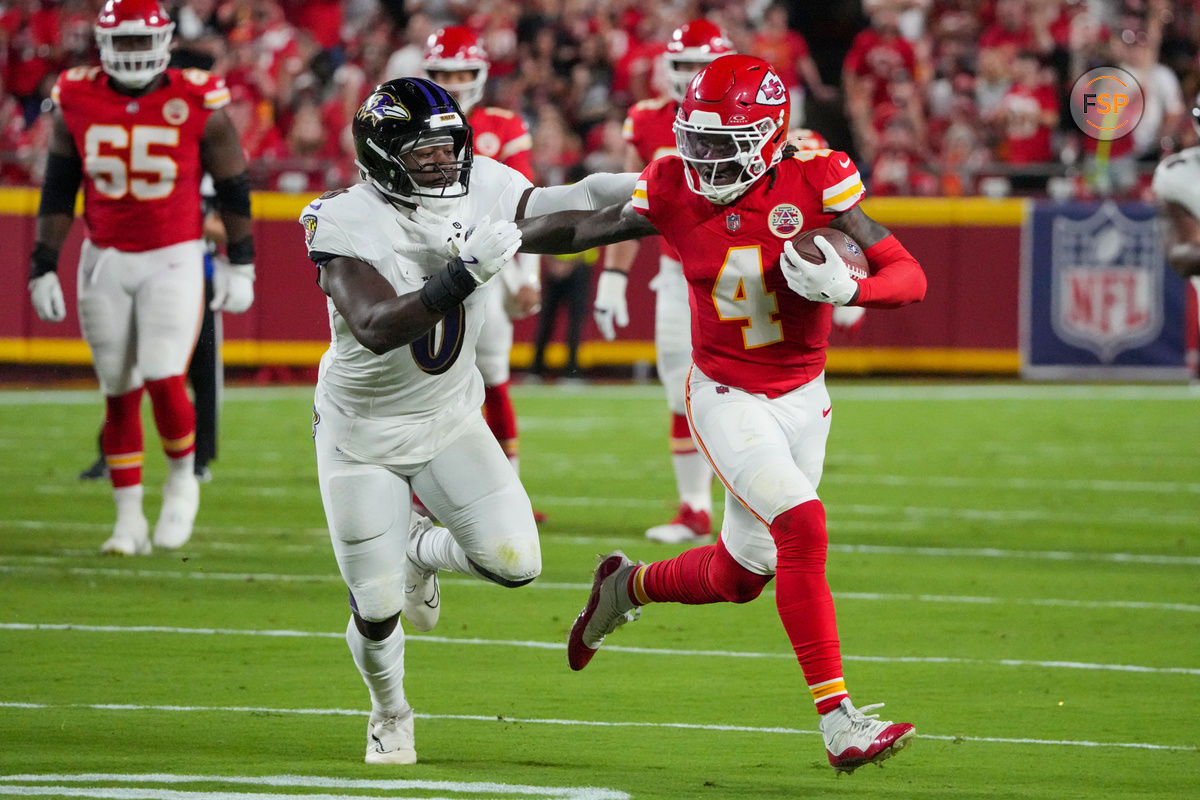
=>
[352,77,474,202]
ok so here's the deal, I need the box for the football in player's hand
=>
[791,228,869,279]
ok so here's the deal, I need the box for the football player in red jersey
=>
[423,26,545,519]
[597,18,734,545]
[26,0,255,555]
[518,55,925,774]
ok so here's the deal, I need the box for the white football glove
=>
[780,236,860,306]
[457,216,522,284]
[393,205,469,261]
[832,304,866,329]
[210,261,255,313]
[29,273,66,322]
[593,269,629,341]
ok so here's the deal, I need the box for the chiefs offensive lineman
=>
[518,55,925,774]
[423,26,545,516]
[27,0,255,555]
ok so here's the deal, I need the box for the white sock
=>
[165,453,195,488]
[411,524,474,576]
[113,484,145,523]
[345,616,408,715]
[672,451,713,512]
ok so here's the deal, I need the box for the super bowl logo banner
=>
[1023,201,1188,379]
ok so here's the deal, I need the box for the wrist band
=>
[419,257,477,314]
[29,242,60,280]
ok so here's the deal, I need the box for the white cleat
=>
[645,505,712,544]
[100,516,151,556]
[364,707,417,765]
[819,698,916,774]
[152,474,199,549]
[401,513,440,632]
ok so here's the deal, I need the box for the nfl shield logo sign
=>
[726,213,740,232]
[1050,202,1164,363]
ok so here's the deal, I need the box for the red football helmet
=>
[423,26,489,113]
[789,127,830,151]
[664,19,734,103]
[674,55,791,205]
[95,0,174,89]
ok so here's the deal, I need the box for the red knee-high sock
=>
[104,388,145,488]
[770,500,846,712]
[636,539,771,605]
[144,375,195,460]
[669,413,694,454]
[483,381,518,458]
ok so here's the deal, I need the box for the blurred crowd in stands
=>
[3,0,1200,200]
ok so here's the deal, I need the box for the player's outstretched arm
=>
[829,205,927,308]
[516,200,655,255]
[28,111,81,323]
[518,172,640,217]
[1159,201,1200,278]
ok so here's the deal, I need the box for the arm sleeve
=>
[521,172,639,217]
[854,235,927,308]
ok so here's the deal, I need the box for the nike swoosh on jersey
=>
[822,406,832,417]
[838,157,851,168]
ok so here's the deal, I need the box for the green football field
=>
[1,379,1198,800]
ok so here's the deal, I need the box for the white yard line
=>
[0,705,1191,753]
[2,559,1198,612]
[2,623,1198,676]
[0,772,629,800]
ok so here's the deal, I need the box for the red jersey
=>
[53,66,229,252]
[468,105,533,181]
[751,30,811,89]
[633,151,867,396]
[842,29,918,106]
[997,84,1057,164]
[623,96,683,262]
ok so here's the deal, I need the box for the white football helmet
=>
[95,0,174,89]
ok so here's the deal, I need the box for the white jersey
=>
[301,156,533,467]
[1152,146,1200,218]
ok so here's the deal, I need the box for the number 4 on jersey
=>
[712,246,783,349]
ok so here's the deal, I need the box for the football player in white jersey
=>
[300,77,635,765]
[1151,99,1200,367]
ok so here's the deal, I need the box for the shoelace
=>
[843,702,890,736]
